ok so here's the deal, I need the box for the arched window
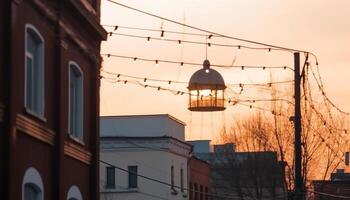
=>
[68,62,84,141]
[22,167,44,200]
[25,24,45,118]
[67,185,83,200]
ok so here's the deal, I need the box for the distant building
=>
[190,141,286,200]
[0,0,107,200]
[312,169,350,200]
[188,156,210,200]
[100,114,192,200]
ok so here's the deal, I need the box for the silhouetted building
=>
[313,169,350,200]
[0,0,107,199]
[190,141,286,200]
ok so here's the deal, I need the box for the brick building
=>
[188,156,210,200]
[0,0,107,199]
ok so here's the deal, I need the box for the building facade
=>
[189,141,286,200]
[188,156,210,200]
[100,115,192,200]
[312,169,350,200]
[0,0,107,199]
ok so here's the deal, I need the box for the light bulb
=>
[180,62,184,68]
[205,69,209,73]
[161,30,164,39]
[200,89,211,97]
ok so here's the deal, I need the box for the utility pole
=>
[294,52,303,200]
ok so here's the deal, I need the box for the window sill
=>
[67,134,85,146]
[101,187,138,193]
[25,108,46,122]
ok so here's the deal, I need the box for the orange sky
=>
[100,0,350,142]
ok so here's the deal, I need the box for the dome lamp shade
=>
[188,59,226,112]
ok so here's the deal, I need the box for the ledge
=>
[16,114,55,145]
[69,0,107,40]
[64,141,92,165]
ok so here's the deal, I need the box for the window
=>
[69,62,83,140]
[205,187,208,200]
[171,165,174,189]
[25,24,44,117]
[24,183,41,200]
[128,166,137,188]
[180,168,184,192]
[189,182,193,200]
[194,183,198,200]
[200,185,203,200]
[67,185,83,200]
[22,167,44,200]
[106,167,115,188]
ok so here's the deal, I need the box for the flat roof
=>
[100,114,186,126]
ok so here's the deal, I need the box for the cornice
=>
[15,114,55,145]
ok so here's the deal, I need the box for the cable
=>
[101,76,294,105]
[104,0,317,56]
[108,32,290,52]
[103,24,212,37]
[307,189,350,199]
[100,180,171,200]
[101,70,294,86]
[102,53,293,70]
[99,159,243,199]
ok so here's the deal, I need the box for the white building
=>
[100,114,192,200]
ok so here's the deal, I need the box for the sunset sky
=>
[100,0,350,142]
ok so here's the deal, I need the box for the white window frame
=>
[67,185,83,200]
[24,24,45,121]
[68,61,84,142]
[22,167,44,200]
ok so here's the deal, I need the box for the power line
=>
[101,76,294,105]
[104,0,317,60]
[102,53,293,70]
[99,159,243,199]
[101,70,294,86]
[103,24,212,37]
[108,32,290,52]
[307,189,350,199]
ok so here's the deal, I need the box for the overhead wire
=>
[99,159,244,200]
[102,53,293,70]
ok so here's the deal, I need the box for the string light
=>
[147,37,150,43]
[102,54,293,70]
[160,30,164,39]
[205,69,209,73]
[238,45,241,51]
[101,70,294,87]
[155,60,159,66]
[208,34,213,42]
[207,43,211,47]
[133,57,137,62]
[178,40,181,46]
[180,62,184,68]
[268,48,271,54]
[114,26,118,31]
